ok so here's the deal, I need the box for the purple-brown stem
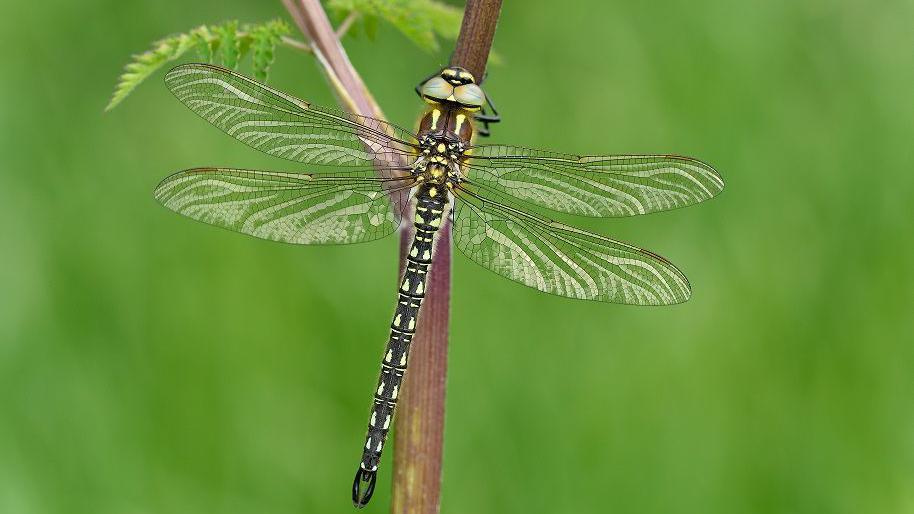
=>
[280,1,501,512]
[391,5,502,513]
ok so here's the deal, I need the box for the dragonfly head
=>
[441,66,476,85]
[419,68,485,110]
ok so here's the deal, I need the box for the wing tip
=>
[636,246,693,306]
[663,153,726,197]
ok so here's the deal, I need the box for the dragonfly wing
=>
[452,187,691,305]
[464,145,723,217]
[165,63,418,168]
[154,168,414,245]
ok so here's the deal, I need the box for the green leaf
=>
[107,19,294,111]
[327,0,463,53]
[106,32,195,111]
[249,19,290,82]
[190,25,215,62]
[424,0,462,41]
[362,13,379,40]
[215,21,240,69]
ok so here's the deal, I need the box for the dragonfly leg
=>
[473,91,501,137]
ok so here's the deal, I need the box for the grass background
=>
[2,0,913,513]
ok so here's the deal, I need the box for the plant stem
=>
[279,35,313,53]
[335,11,359,39]
[281,0,385,118]
[450,0,503,80]
[391,2,502,514]
[280,1,500,512]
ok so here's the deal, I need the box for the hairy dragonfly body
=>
[154,63,724,507]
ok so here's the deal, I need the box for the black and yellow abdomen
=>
[353,182,449,507]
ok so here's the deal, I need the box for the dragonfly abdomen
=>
[353,183,448,507]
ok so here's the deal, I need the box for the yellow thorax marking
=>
[430,108,441,130]
[454,113,466,134]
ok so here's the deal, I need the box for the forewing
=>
[452,187,691,305]
[464,145,724,217]
[165,63,418,168]
[154,168,413,245]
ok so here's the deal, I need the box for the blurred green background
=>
[2,0,913,513]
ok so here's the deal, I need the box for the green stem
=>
[279,35,312,53]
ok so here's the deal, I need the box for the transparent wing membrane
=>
[158,65,718,300]
[465,145,723,217]
[154,168,414,245]
[156,65,724,509]
[452,187,691,305]
[165,63,418,169]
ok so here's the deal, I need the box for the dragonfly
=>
[154,63,724,508]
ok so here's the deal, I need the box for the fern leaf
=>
[328,0,454,52]
[250,20,289,82]
[425,1,463,41]
[107,19,296,112]
[106,33,195,111]
[362,13,379,40]
[215,21,240,69]
[191,25,215,62]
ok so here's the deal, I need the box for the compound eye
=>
[420,76,453,101]
[453,84,485,109]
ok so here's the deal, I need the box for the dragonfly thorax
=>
[413,133,466,186]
